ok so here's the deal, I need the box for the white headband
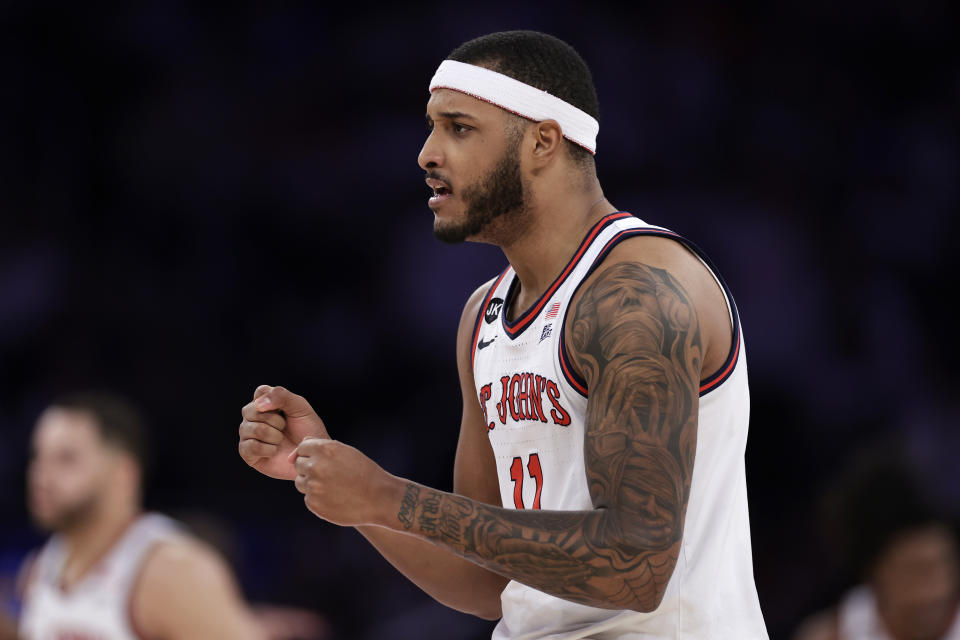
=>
[428,59,599,154]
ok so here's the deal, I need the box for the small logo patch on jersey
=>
[544,302,561,320]
[478,336,496,350]
[485,298,504,324]
[539,324,553,343]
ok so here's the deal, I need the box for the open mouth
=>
[426,177,453,207]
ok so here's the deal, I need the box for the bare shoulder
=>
[582,234,723,310]
[134,534,260,639]
[137,534,233,590]
[459,276,499,331]
[570,234,732,381]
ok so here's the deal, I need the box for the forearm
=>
[355,523,506,619]
[387,480,677,613]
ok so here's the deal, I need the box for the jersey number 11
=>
[510,453,543,510]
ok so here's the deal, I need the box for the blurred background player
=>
[16,391,265,640]
[793,453,960,640]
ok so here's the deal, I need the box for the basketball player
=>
[239,30,768,638]
[19,392,264,639]
[794,457,960,640]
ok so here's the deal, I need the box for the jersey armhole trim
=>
[126,540,168,640]
[558,228,741,399]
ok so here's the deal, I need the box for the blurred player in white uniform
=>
[18,392,264,640]
[238,30,767,638]
[794,457,960,640]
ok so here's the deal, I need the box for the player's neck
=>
[59,501,140,589]
[500,182,615,315]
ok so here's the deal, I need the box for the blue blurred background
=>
[1,1,958,638]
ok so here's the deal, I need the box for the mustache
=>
[425,171,452,188]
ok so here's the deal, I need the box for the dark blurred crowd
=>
[1,2,957,638]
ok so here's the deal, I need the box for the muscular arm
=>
[135,538,265,640]
[387,259,701,612]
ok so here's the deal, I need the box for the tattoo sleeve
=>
[395,262,701,612]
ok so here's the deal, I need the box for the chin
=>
[432,216,466,244]
[29,510,59,532]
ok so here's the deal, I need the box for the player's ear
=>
[529,119,563,167]
[110,448,142,491]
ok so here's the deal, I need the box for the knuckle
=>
[239,422,256,439]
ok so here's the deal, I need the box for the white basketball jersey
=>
[19,513,180,640]
[470,212,767,639]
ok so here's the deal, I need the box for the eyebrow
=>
[426,111,478,122]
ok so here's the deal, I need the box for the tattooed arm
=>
[286,246,706,613]
[389,257,702,612]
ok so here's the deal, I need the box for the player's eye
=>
[452,123,470,135]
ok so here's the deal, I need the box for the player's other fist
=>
[238,385,329,481]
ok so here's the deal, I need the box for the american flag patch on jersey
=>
[545,302,561,320]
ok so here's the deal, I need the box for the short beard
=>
[33,492,99,534]
[433,136,526,245]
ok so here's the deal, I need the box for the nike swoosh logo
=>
[477,336,496,350]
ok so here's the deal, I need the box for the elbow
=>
[618,570,670,613]
[627,587,668,614]
[614,539,680,613]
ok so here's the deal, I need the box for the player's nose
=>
[418,131,443,170]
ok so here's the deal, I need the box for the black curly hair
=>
[447,30,599,167]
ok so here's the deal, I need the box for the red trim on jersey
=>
[471,270,510,369]
[699,330,740,394]
[556,227,677,398]
[502,212,634,338]
[558,336,588,396]
[558,226,742,398]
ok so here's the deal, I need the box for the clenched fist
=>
[293,437,398,527]
[238,385,329,480]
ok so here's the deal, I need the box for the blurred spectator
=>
[793,450,960,640]
[16,391,266,639]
